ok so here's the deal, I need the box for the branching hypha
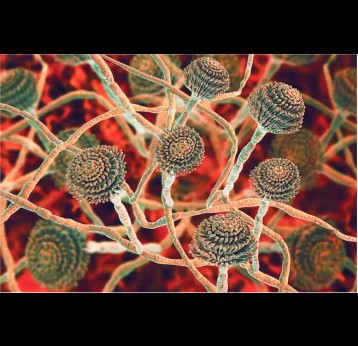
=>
[0,54,356,293]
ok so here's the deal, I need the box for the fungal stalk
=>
[223,82,305,198]
[176,57,230,126]
[162,172,176,208]
[66,145,143,254]
[189,213,257,292]
[110,194,143,254]
[249,158,301,271]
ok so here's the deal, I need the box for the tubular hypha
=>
[222,82,304,199]
[249,158,300,271]
[25,219,89,290]
[286,223,347,291]
[52,128,99,188]
[176,57,230,126]
[273,54,318,66]
[189,213,257,292]
[128,54,181,96]
[0,68,38,115]
[321,67,357,149]
[152,125,205,207]
[269,129,323,190]
[53,54,91,66]
[66,145,143,254]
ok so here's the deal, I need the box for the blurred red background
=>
[0,54,356,292]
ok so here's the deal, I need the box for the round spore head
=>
[26,219,89,290]
[248,81,305,134]
[184,57,230,100]
[0,68,38,114]
[269,129,323,189]
[66,145,126,204]
[249,158,300,202]
[189,213,257,268]
[287,222,346,291]
[128,54,181,96]
[333,67,357,115]
[52,128,99,188]
[53,54,91,66]
[153,125,205,176]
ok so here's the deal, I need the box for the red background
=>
[0,54,356,292]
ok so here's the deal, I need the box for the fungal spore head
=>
[184,57,230,100]
[25,219,89,290]
[249,158,301,202]
[0,68,38,114]
[66,145,126,204]
[248,81,305,134]
[153,125,205,176]
[189,213,257,268]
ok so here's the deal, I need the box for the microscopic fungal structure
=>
[0,54,356,292]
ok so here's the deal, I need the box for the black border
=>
[2,6,357,53]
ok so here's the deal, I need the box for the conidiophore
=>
[25,219,89,290]
[176,57,230,126]
[66,145,126,204]
[249,158,301,203]
[321,67,357,149]
[152,125,205,208]
[333,67,357,116]
[249,158,300,271]
[189,213,257,292]
[286,222,347,291]
[128,54,181,96]
[222,82,305,199]
[184,57,230,101]
[0,68,38,114]
[152,125,205,176]
[66,145,143,254]
[194,54,241,91]
[52,128,99,188]
[269,129,323,190]
[248,81,305,135]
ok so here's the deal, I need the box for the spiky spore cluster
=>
[0,68,38,113]
[249,158,300,202]
[333,67,357,115]
[53,128,99,188]
[248,81,305,134]
[189,213,257,268]
[269,129,323,189]
[194,54,241,91]
[184,57,230,100]
[53,54,90,66]
[66,145,126,204]
[128,54,181,96]
[25,219,89,290]
[152,126,205,176]
[286,223,346,291]
[273,54,317,66]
